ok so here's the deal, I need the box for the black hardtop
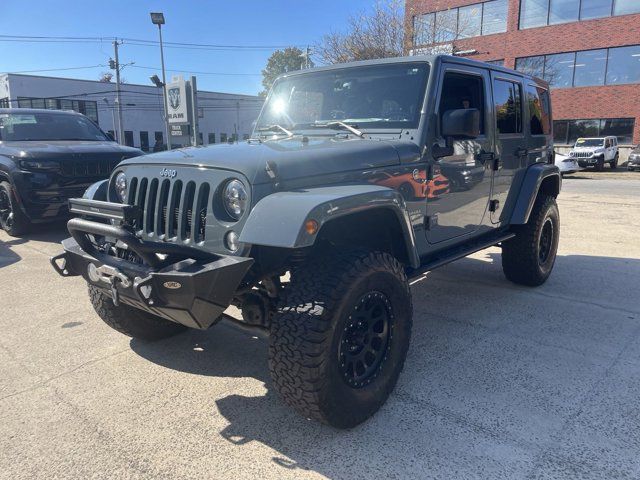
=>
[275,54,548,89]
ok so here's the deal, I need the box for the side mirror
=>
[442,108,480,139]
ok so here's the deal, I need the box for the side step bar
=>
[409,232,515,279]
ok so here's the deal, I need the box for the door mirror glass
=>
[442,108,481,139]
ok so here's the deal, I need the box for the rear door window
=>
[493,79,523,135]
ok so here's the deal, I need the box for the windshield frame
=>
[0,111,110,142]
[255,61,431,136]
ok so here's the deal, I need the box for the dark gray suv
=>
[52,55,561,428]
[628,146,640,171]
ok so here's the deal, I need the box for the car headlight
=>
[569,152,574,157]
[223,179,248,220]
[114,172,127,203]
[19,159,59,171]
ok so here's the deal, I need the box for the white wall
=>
[3,74,263,150]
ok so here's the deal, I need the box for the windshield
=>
[575,138,604,147]
[0,112,109,142]
[256,62,430,132]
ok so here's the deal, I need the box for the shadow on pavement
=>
[0,221,68,268]
[0,236,25,268]
[130,252,640,479]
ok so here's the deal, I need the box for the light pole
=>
[150,12,171,150]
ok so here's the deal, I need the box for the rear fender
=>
[510,164,561,225]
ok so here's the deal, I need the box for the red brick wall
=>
[405,0,640,144]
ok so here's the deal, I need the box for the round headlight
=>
[223,179,248,220]
[114,172,127,203]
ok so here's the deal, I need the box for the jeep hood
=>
[119,137,420,184]
[0,140,143,159]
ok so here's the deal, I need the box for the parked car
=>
[554,151,580,175]
[628,146,640,171]
[568,136,619,171]
[0,108,144,235]
[52,55,561,428]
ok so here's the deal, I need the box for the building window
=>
[198,132,203,145]
[124,131,134,147]
[15,97,99,122]
[412,0,506,46]
[154,131,164,151]
[482,0,508,35]
[0,98,9,108]
[580,0,613,20]
[606,44,640,85]
[494,79,523,135]
[243,134,250,140]
[208,133,216,144]
[553,118,635,144]
[614,0,640,15]
[516,45,640,88]
[521,0,639,29]
[458,4,482,38]
[140,131,149,151]
[573,49,608,87]
[485,59,505,66]
[220,133,228,143]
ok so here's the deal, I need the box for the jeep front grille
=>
[126,176,210,243]
[572,152,592,158]
[61,159,119,177]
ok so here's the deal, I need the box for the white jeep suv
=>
[569,136,619,171]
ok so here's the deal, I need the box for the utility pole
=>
[112,39,124,144]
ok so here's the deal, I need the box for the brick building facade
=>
[405,0,640,157]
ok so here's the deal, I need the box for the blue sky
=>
[0,0,377,95]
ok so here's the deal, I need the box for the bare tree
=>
[315,0,405,64]
[98,72,113,83]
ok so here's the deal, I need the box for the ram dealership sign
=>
[165,76,188,124]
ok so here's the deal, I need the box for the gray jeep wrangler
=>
[51,55,560,428]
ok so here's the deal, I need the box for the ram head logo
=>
[168,87,181,110]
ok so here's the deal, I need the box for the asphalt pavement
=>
[1,174,639,479]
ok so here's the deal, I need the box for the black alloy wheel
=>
[338,291,393,388]
[538,218,554,265]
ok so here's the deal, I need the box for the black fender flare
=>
[239,184,420,268]
[510,163,561,225]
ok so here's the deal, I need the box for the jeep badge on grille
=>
[160,168,177,178]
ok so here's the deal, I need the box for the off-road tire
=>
[89,285,187,340]
[611,155,618,169]
[502,195,559,287]
[0,181,30,236]
[595,157,605,171]
[269,250,412,429]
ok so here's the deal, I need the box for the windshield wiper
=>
[256,124,294,138]
[312,121,364,138]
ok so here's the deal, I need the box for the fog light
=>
[225,230,240,252]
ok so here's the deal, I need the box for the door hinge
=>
[489,200,500,212]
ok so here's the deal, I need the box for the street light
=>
[150,12,171,150]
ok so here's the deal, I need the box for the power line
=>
[0,34,304,51]
[130,65,260,76]
[6,65,105,74]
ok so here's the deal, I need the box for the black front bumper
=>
[51,201,253,329]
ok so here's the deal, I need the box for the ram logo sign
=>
[168,87,181,110]
[165,76,188,124]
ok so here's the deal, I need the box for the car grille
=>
[126,176,210,243]
[572,151,593,159]
[61,159,119,177]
